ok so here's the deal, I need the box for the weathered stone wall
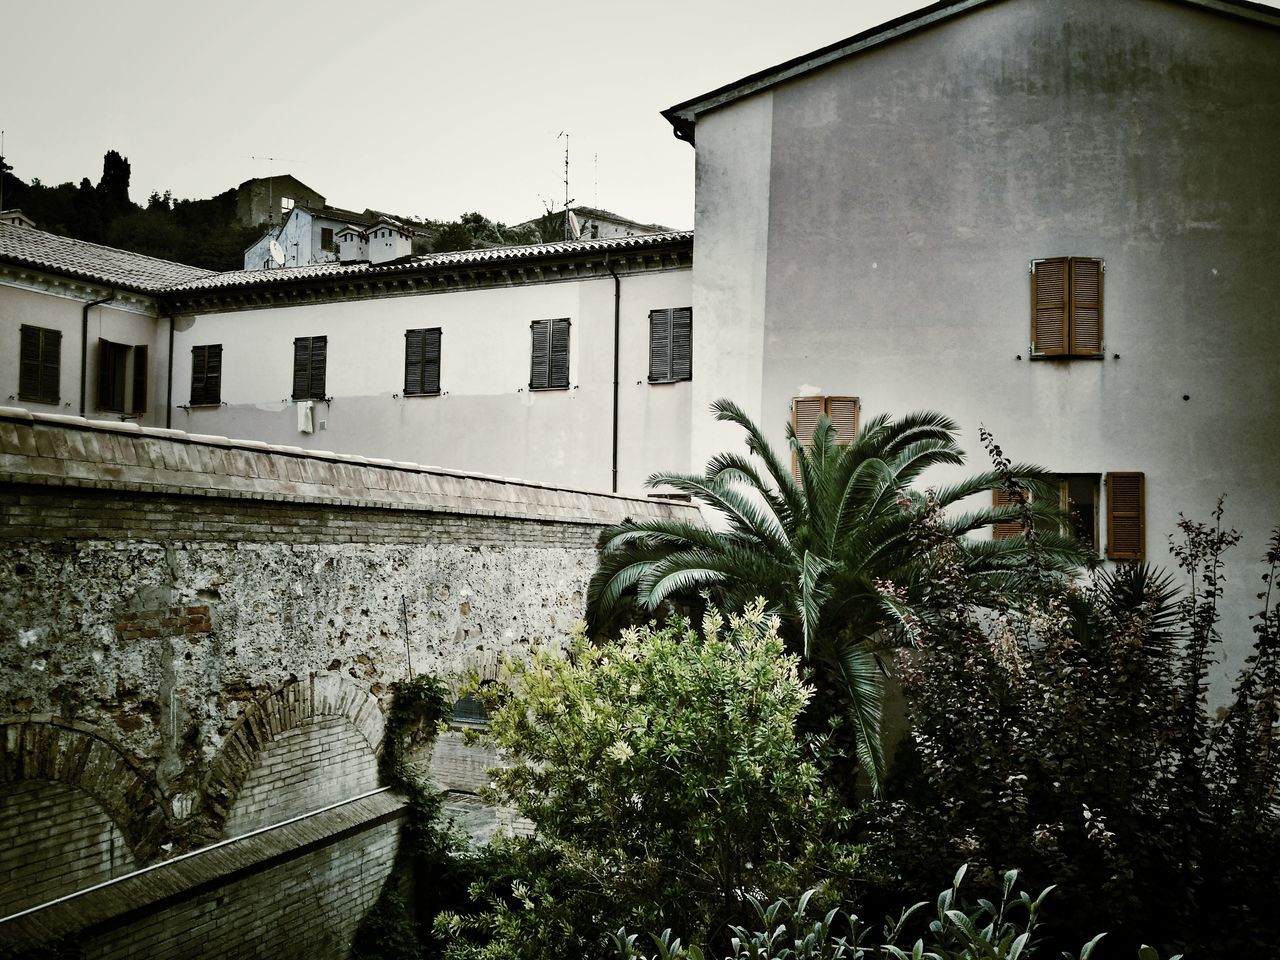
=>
[0,408,700,940]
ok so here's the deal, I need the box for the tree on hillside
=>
[588,399,1085,794]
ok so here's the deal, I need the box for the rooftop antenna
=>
[558,132,575,240]
[594,152,598,209]
[0,130,6,212]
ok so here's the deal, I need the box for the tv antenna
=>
[557,132,575,239]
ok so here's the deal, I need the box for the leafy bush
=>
[435,606,853,959]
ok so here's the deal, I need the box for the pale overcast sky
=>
[5,1,1275,230]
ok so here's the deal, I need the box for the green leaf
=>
[1077,933,1106,960]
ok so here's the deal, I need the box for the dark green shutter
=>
[131,345,148,414]
[671,307,692,381]
[205,344,222,404]
[293,336,326,400]
[20,325,59,403]
[191,345,207,403]
[404,328,424,394]
[648,309,671,382]
[530,320,550,389]
[549,319,570,388]
[423,328,441,395]
[310,336,326,399]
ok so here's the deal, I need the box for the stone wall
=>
[0,407,700,943]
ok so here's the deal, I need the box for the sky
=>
[6,1,1278,232]
[3,0,938,230]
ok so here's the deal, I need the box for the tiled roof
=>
[0,222,215,292]
[165,230,694,293]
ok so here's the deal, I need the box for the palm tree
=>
[588,399,1084,795]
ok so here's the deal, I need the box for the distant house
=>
[661,0,1280,693]
[234,175,326,228]
[516,206,675,242]
[243,203,378,270]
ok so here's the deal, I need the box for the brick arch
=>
[203,673,385,834]
[0,716,171,862]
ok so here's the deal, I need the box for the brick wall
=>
[0,780,137,917]
[226,716,378,836]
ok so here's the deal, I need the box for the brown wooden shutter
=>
[992,487,1024,540]
[671,307,692,381]
[530,320,550,389]
[404,328,425,395]
[423,327,442,395]
[791,396,824,481]
[549,319,570,388]
[1106,472,1145,560]
[648,309,671,382]
[191,345,207,404]
[310,336,326,399]
[1032,258,1068,356]
[292,337,311,400]
[131,345,148,415]
[1069,257,1103,355]
[19,325,59,403]
[97,339,127,411]
[825,396,860,445]
[205,344,222,404]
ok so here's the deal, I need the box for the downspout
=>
[79,292,114,417]
[607,262,621,494]
[165,315,175,428]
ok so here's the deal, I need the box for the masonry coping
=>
[0,407,701,527]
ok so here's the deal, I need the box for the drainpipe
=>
[165,315,175,428]
[607,262,621,494]
[80,292,114,417]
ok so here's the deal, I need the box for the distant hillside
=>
[0,151,552,273]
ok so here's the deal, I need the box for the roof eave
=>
[660,0,1280,143]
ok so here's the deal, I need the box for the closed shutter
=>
[192,344,223,405]
[826,396,860,444]
[1106,472,1145,560]
[423,327,442,395]
[293,336,326,400]
[530,320,550,389]
[1069,258,1103,355]
[791,396,825,482]
[992,487,1025,540]
[648,309,671,382]
[550,319,570,388]
[20,325,60,404]
[1032,258,1068,356]
[132,345,148,415]
[671,307,692,381]
[404,328,424,395]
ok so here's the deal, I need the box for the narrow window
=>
[530,319,570,390]
[404,328,442,396]
[648,307,693,383]
[18,325,61,404]
[320,227,334,252]
[1031,257,1104,357]
[96,339,129,412]
[191,344,223,406]
[1106,472,1145,560]
[292,336,327,400]
[790,395,860,481]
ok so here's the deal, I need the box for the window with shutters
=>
[404,328,442,396]
[648,307,692,383]
[1030,257,1103,358]
[95,340,149,415]
[1105,472,1145,560]
[190,344,223,406]
[992,474,1099,554]
[292,335,327,400]
[529,318,570,390]
[18,325,61,404]
[791,396,860,481]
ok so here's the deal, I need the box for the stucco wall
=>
[169,267,694,495]
[692,0,1280,693]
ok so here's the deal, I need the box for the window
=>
[648,307,692,383]
[791,395,860,480]
[292,336,327,400]
[1105,472,1145,560]
[992,474,1100,554]
[1031,257,1103,357]
[320,227,334,252]
[404,328,441,396]
[18,325,61,404]
[190,344,223,406]
[530,318,570,390]
[280,196,295,218]
[95,339,146,414]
